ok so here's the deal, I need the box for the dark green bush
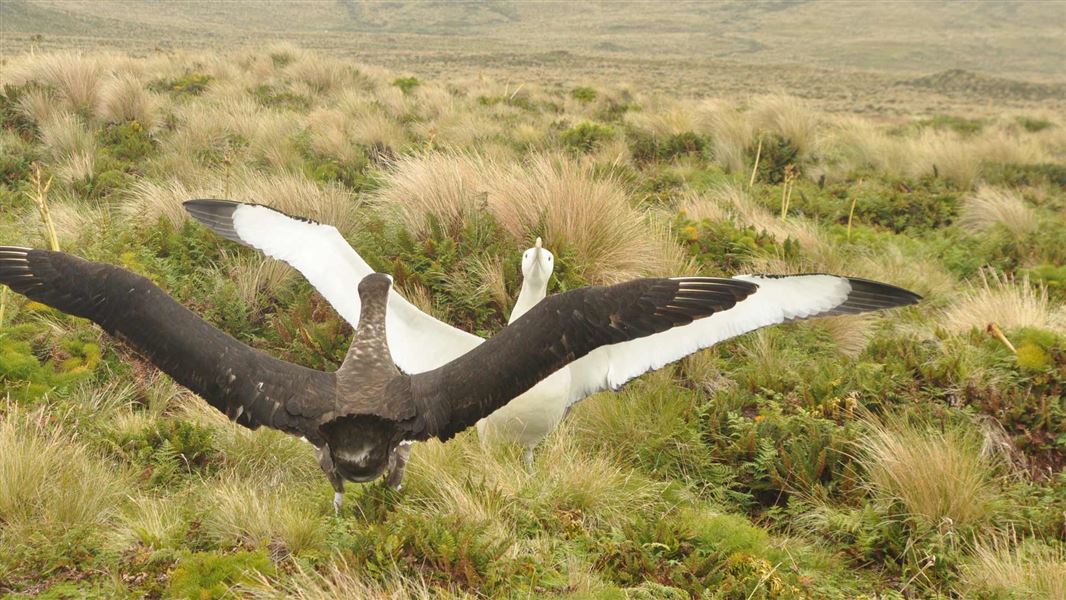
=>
[392,76,420,94]
[570,86,598,103]
[750,134,800,184]
[148,72,212,97]
[249,84,311,111]
[561,121,616,153]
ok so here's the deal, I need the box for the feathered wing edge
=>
[184,200,483,374]
[565,274,921,404]
[0,247,334,443]
[408,277,760,441]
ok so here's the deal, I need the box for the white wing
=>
[184,201,484,373]
[565,274,919,404]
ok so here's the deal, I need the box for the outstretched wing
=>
[183,200,483,373]
[565,274,921,404]
[0,247,334,443]
[408,277,759,440]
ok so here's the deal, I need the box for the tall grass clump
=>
[0,409,127,543]
[125,171,358,234]
[39,111,96,183]
[957,537,1066,599]
[957,185,1038,237]
[247,561,438,600]
[202,475,327,556]
[858,414,1003,530]
[488,154,683,283]
[3,52,104,115]
[97,73,163,130]
[942,270,1064,334]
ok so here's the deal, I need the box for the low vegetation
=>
[0,45,1063,598]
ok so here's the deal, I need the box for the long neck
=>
[509,276,548,324]
[339,283,395,377]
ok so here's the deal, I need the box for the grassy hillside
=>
[0,45,1064,598]
[3,1,1064,116]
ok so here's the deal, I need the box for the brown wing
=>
[407,277,758,441]
[0,248,334,444]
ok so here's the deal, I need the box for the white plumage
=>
[185,200,916,470]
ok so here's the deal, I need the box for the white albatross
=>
[183,200,921,472]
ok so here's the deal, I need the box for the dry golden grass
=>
[942,270,1064,334]
[38,111,97,184]
[203,475,327,556]
[958,537,1066,599]
[819,314,875,358]
[0,408,127,540]
[372,152,491,234]
[125,171,359,235]
[696,99,755,173]
[3,51,104,115]
[488,155,682,282]
[97,73,162,129]
[228,254,295,311]
[958,186,1038,237]
[247,561,443,600]
[751,95,819,161]
[859,414,1002,529]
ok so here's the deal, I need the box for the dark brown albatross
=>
[0,247,776,511]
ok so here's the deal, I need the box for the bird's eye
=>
[547,257,552,262]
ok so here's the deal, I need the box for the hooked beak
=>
[534,236,543,259]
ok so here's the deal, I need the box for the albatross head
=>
[521,236,554,285]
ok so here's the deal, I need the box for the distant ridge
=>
[902,69,1066,102]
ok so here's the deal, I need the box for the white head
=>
[520,237,554,285]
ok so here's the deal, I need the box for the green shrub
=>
[751,134,800,184]
[915,114,984,136]
[570,86,598,103]
[982,162,1066,188]
[392,76,420,94]
[676,214,798,274]
[148,72,212,97]
[99,120,155,163]
[1016,116,1054,133]
[249,84,311,111]
[627,128,711,164]
[167,550,274,600]
[562,121,617,153]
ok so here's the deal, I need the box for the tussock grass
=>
[858,414,1003,530]
[958,185,1038,237]
[958,537,1066,599]
[248,561,440,600]
[751,95,819,161]
[202,474,327,556]
[942,270,1064,334]
[405,425,669,538]
[97,73,162,129]
[0,409,127,541]
[228,253,295,311]
[39,111,97,183]
[489,155,682,282]
[3,51,104,114]
[125,171,358,234]
[109,493,188,551]
[697,99,755,172]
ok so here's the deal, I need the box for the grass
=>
[0,45,1063,597]
[858,413,1004,530]
[958,185,1038,237]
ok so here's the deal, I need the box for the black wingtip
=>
[183,199,245,243]
[830,277,921,316]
